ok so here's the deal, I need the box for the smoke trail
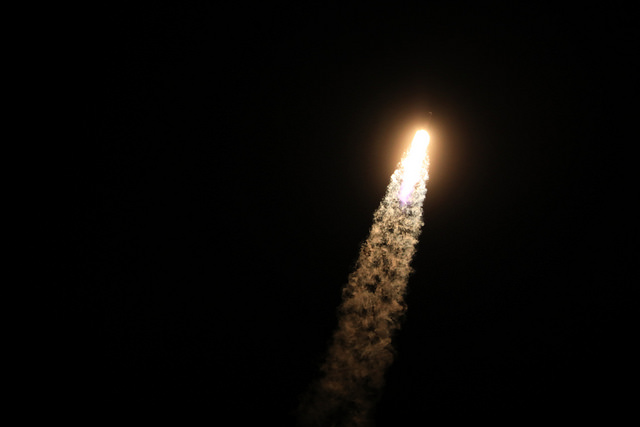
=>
[299,133,430,427]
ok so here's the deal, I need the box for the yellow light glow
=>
[399,130,430,204]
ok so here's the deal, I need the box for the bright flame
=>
[399,130,430,205]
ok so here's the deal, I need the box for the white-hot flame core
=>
[399,130,430,205]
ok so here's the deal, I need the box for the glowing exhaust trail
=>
[299,127,431,427]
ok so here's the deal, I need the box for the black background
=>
[75,4,633,425]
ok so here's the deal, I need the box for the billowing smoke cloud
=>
[299,143,430,427]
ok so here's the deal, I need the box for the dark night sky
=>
[74,4,633,425]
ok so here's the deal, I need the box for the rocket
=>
[399,114,431,207]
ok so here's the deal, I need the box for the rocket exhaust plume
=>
[299,129,431,427]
